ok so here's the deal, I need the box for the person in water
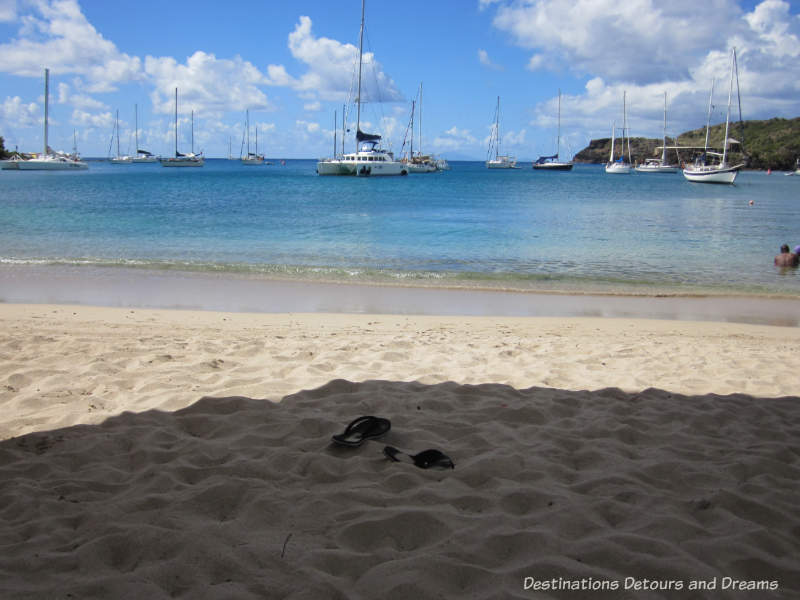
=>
[774,244,799,267]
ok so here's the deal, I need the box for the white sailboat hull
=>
[605,162,631,174]
[682,164,741,184]
[635,164,678,173]
[17,156,88,170]
[110,156,133,164]
[132,156,158,163]
[242,157,265,166]
[486,156,517,169]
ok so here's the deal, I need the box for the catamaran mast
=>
[191,110,195,154]
[355,0,365,150]
[246,109,250,156]
[115,110,120,157]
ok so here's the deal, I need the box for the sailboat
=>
[241,110,265,165]
[635,92,678,173]
[605,91,631,174]
[317,0,406,176]
[109,109,133,164]
[160,88,204,167]
[486,96,517,168]
[132,104,157,163]
[533,89,572,170]
[17,69,88,170]
[683,48,744,184]
[401,83,438,173]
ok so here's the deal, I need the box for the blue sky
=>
[1,0,798,159]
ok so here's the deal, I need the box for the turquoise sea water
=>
[1,159,799,296]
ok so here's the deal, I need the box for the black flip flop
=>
[383,446,455,469]
[331,416,391,447]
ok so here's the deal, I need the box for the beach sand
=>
[1,302,799,598]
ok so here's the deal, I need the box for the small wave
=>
[1,255,797,298]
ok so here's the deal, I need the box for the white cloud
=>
[0,0,16,22]
[144,51,272,116]
[0,0,142,89]
[478,49,503,71]
[268,15,402,103]
[296,120,320,134]
[1,95,39,126]
[489,0,743,84]
[433,126,478,151]
[495,1,800,141]
[71,108,112,129]
[304,101,322,112]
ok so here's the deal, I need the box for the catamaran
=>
[317,0,406,176]
[160,88,204,167]
[635,92,678,173]
[533,89,572,171]
[17,69,88,171]
[682,48,744,184]
[605,91,631,174]
[486,96,517,168]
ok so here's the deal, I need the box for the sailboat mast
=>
[342,104,346,155]
[410,100,415,157]
[355,0,365,147]
[661,92,668,163]
[722,48,735,167]
[703,78,715,154]
[246,110,250,156]
[623,90,631,163]
[495,96,500,160]
[174,88,178,157]
[44,68,49,155]
[609,121,616,163]
[191,110,195,154]
[116,110,120,157]
[135,103,139,154]
[334,110,337,157]
[557,89,561,159]
[419,83,423,156]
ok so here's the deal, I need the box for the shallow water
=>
[1,159,799,296]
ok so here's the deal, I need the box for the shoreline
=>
[2,263,799,326]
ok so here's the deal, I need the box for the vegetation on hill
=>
[0,136,10,160]
[574,117,800,170]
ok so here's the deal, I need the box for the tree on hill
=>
[0,136,10,160]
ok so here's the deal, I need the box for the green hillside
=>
[574,117,800,170]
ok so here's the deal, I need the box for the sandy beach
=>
[1,301,799,598]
